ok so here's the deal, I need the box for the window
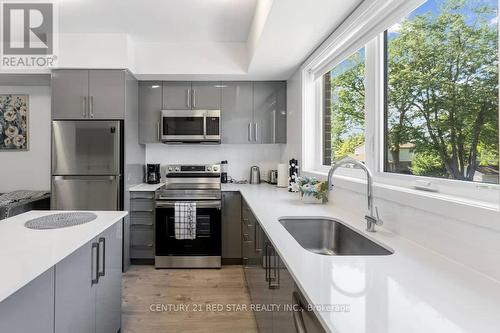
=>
[322,47,366,166]
[384,0,499,184]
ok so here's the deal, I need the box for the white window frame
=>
[301,0,500,226]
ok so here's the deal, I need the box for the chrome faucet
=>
[327,157,383,232]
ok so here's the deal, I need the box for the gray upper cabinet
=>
[163,81,221,110]
[191,81,221,109]
[88,70,125,119]
[162,81,191,109]
[52,70,89,119]
[221,81,287,144]
[139,81,162,143]
[52,69,127,119]
[253,81,287,144]
[221,81,253,144]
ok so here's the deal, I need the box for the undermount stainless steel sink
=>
[279,217,393,256]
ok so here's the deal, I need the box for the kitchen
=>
[0,0,499,333]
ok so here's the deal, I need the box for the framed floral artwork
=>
[0,94,28,151]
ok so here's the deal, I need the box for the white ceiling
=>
[54,0,362,79]
[59,0,257,43]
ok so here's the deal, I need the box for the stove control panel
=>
[165,164,221,174]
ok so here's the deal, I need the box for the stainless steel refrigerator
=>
[51,120,122,210]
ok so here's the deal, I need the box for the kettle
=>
[249,166,261,184]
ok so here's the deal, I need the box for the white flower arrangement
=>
[291,176,328,202]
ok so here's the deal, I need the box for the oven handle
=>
[156,200,222,209]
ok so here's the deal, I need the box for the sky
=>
[388,0,498,36]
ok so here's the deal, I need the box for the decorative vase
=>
[301,194,323,204]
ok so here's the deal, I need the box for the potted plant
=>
[290,177,328,204]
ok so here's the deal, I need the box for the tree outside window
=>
[385,0,499,184]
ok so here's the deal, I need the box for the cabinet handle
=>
[272,110,276,144]
[187,89,191,108]
[247,123,252,142]
[254,223,262,253]
[192,89,196,108]
[265,243,270,281]
[98,237,106,277]
[292,292,307,333]
[82,96,87,118]
[254,123,258,142]
[91,242,99,285]
[203,112,207,138]
[270,252,280,289]
[89,96,94,118]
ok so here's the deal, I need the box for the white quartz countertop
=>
[222,183,500,333]
[0,210,127,303]
[129,183,165,192]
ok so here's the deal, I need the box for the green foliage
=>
[410,152,449,177]
[329,0,498,182]
[330,51,366,162]
[386,0,499,181]
[335,134,365,161]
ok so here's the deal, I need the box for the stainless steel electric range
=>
[155,164,221,268]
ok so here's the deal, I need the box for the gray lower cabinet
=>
[0,221,122,333]
[52,69,127,119]
[0,268,55,333]
[242,205,295,333]
[139,81,162,143]
[222,191,242,260]
[221,81,254,144]
[130,191,155,260]
[95,223,123,333]
[56,221,122,333]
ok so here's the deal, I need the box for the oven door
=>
[155,200,221,257]
[161,110,220,142]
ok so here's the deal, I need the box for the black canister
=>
[221,160,228,183]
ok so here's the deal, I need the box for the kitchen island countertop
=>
[0,210,127,303]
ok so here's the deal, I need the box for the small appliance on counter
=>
[277,163,288,188]
[221,160,228,183]
[268,170,278,185]
[249,166,261,184]
[146,164,161,184]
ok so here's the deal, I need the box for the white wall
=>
[283,68,500,282]
[0,86,51,193]
[146,143,283,182]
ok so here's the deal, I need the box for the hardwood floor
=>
[122,265,258,333]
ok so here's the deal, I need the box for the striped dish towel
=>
[174,202,196,240]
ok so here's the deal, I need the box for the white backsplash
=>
[145,143,284,182]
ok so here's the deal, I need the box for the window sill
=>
[302,169,500,231]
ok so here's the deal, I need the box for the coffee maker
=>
[146,164,161,184]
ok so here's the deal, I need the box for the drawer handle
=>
[292,292,307,333]
[132,222,154,226]
[131,243,153,249]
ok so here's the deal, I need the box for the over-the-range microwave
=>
[160,109,221,144]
